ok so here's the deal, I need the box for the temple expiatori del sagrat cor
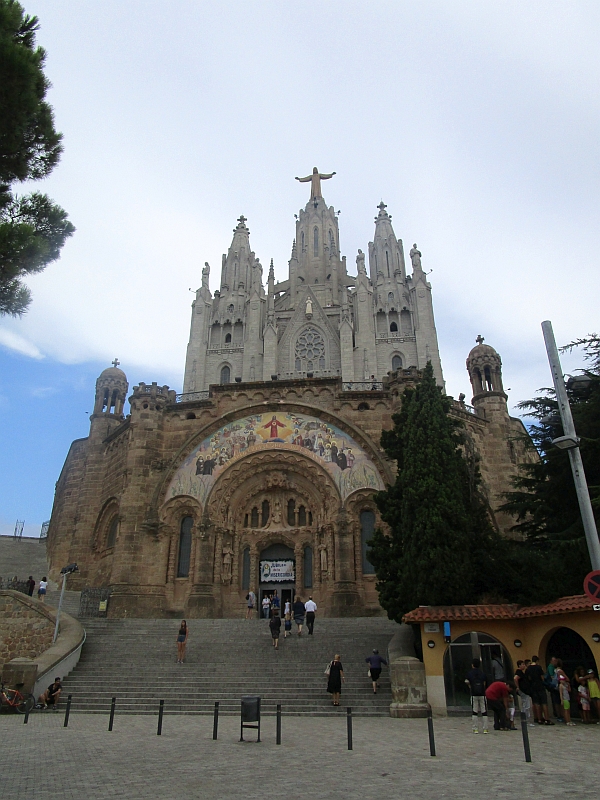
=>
[47,170,534,618]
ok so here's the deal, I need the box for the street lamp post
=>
[541,320,600,570]
[53,563,79,644]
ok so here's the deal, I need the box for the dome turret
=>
[93,359,129,418]
[466,336,505,400]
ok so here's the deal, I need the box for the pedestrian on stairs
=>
[269,610,281,650]
[366,649,387,694]
[38,577,48,602]
[304,596,317,635]
[27,576,35,597]
[326,654,345,706]
[293,596,305,635]
[262,594,271,619]
[246,590,256,619]
[176,620,188,663]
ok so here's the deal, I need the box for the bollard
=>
[346,707,353,751]
[64,694,72,728]
[108,697,116,731]
[427,708,436,756]
[519,710,532,763]
[213,702,219,740]
[157,699,164,736]
[23,706,30,725]
[276,704,281,745]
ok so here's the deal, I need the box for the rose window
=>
[295,327,326,372]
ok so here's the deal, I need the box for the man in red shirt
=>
[485,680,514,731]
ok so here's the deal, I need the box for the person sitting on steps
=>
[38,677,62,710]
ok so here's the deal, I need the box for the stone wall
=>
[0,591,54,670]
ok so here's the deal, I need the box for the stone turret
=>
[467,336,506,406]
[92,361,128,419]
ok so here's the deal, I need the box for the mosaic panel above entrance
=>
[166,412,384,506]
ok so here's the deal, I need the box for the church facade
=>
[46,173,533,618]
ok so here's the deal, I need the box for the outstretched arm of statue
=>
[320,172,336,179]
[295,175,312,182]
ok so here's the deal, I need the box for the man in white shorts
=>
[465,657,489,734]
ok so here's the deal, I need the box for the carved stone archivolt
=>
[206,448,340,531]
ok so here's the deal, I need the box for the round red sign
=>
[583,570,600,602]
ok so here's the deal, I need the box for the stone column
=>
[187,517,219,617]
[330,508,362,616]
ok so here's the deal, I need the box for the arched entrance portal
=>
[444,632,513,710]
[259,543,295,616]
[546,627,597,679]
[205,447,343,617]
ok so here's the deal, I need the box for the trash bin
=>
[240,695,261,741]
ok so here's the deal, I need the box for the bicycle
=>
[0,682,36,713]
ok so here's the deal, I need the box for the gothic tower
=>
[183,171,444,391]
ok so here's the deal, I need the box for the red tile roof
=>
[402,595,594,623]
[515,595,595,617]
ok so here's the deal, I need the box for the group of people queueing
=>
[266,595,318,649]
[466,653,600,733]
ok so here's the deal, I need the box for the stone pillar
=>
[387,624,429,718]
[187,518,219,617]
[330,508,362,616]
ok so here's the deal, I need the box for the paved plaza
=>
[2,711,597,799]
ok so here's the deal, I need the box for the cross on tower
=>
[111,358,120,368]
[378,201,387,212]
[475,335,485,345]
[237,215,247,226]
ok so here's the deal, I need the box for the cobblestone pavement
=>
[2,711,598,799]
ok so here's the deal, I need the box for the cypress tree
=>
[369,362,497,621]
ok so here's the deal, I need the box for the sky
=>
[1,1,598,537]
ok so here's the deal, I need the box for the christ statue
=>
[295,167,336,200]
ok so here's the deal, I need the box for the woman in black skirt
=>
[326,654,345,706]
[176,620,188,663]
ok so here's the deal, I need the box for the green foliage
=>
[500,335,600,596]
[368,362,505,622]
[0,0,74,315]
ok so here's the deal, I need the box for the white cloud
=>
[3,0,598,403]
[0,328,43,360]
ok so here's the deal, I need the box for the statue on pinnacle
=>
[295,167,336,200]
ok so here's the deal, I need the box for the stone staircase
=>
[60,617,399,716]
[45,589,81,616]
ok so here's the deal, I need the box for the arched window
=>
[220,365,231,384]
[386,253,390,276]
[360,510,376,574]
[329,229,335,251]
[308,511,313,526]
[177,516,193,578]
[313,227,319,257]
[390,321,398,332]
[243,513,248,528]
[242,547,250,590]
[301,231,305,251]
[106,516,119,548]
[250,507,259,528]
[287,499,296,526]
[484,366,493,391]
[227,304,234,314]
[304,546,313,588]
[392,355,402,370]
[261,500,270,527]
[298,505,307,526]
[225,333,232,344]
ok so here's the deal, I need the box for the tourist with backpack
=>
[465,658,489,733]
